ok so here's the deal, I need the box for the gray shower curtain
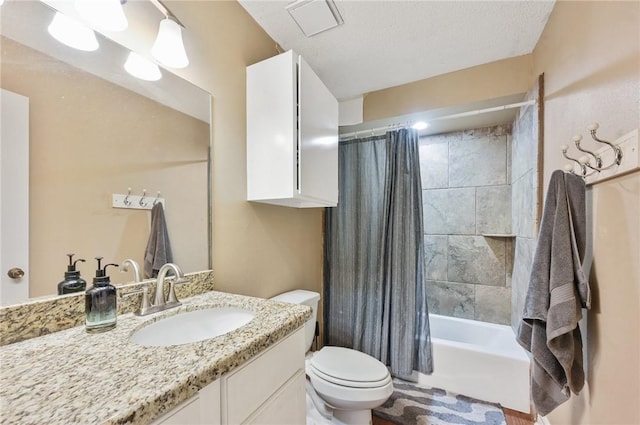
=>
[324,128,433,377]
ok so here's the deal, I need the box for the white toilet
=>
[271,290,393,425]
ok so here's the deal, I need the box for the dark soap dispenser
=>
[85,257,119,333]
[57,254,87,295]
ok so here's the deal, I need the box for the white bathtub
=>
[413,314,531,413]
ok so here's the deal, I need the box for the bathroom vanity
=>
[0,290,310,424]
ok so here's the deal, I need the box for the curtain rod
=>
[339,99,537,140]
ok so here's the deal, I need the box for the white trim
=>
[535,414,552,425]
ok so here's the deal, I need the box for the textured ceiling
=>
[238,0,555,100]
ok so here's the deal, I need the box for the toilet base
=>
[333,408,372,425]
[306,389,375,425]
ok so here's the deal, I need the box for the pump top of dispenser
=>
[65,253,85,275]
[58,254,87,295]
[93,257,119,285]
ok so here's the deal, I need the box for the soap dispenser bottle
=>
[85,257,119,333]
[57,254,87,295]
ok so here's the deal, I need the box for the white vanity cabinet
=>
[150,381,220,425]
[151,327,306,425]
[223,327,306,424]
[247,50,339,208]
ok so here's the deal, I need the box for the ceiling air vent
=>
[286,0,344,37]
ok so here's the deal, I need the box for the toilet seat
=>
[309,347,391,389]
[309,365,392,388]
[307,368,394,407]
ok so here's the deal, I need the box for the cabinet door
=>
[150,379,221,425]
[244,371,306,425]
[224,328,305,424]
[298,56,339,206]
[246,50,297,202]
[150,395,201,425]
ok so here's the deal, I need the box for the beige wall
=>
[532,1,640,424]
[363,54,532,122]
[1,36,209,296]
[162,1,324,298]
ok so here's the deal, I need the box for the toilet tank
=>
[270,290,319,352]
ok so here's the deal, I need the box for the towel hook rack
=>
[112,188,165,210]
[588,122,623,168]
[559,124,638,185]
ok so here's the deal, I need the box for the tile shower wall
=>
[510,82,540,331]
[420,125,513,325]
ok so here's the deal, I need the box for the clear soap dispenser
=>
[57,253,87,295]
[85,257,119,333]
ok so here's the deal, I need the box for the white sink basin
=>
[130,307,255,347]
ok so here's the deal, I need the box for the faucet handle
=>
[167,277,189,304]
[120,259,142,283]
[120,284,151,316]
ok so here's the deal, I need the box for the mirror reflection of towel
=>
[144,203,173,278]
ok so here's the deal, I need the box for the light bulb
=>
[412,121,429,130]
[124,52,162,81]
[47,12,99,51]
[75,0,128,32]
[151,18,189,69]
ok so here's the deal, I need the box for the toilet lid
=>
[310,346,390,387]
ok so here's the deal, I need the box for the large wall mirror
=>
[0,0,212,301]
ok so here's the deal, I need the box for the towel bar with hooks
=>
[561,124,639,185]
[112,188,165,210]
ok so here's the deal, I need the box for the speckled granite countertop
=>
[0,290,310,425]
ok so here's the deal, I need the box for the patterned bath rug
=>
[373,379,507,425]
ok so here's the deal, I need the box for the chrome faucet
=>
[120,259,142,283]
[153,263,187,308]
[121,262,189,316]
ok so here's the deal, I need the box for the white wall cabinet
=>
[247,50,339,208]
[151,328,305,425]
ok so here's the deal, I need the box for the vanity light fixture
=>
[75,0,128,32]
[412,121,429,130]
[47,12,99,52]
[151,17,189,69]
[124,51,162,81]
[0,0,5,7]
[149,0,189,69]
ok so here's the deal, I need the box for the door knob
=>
[7,268,25,279]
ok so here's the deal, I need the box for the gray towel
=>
[516,170,590,416]
[143,203,173,278]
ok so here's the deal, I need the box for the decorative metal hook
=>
[153,191,161,206]
[588,122,623,168]
[573,135,602,168]
[561,144,587,176]
[578,155,600,175]
[124,187,132,206]
[139,189,147,207]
